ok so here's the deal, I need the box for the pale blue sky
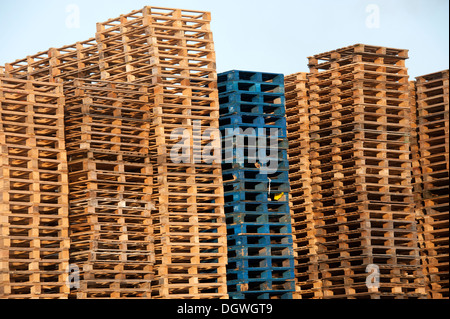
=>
[0,0,448,78]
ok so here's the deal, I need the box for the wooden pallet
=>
[71,261,153,299]
[4,39,101,84]
[95,7,215,85]
[308,44,409,74]
[64,79,153,156]
[0,77,70,299]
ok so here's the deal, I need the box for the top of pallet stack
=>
[309,43,409,61]
[3,6,214,84]
[218,70,284,85]
[97,6,211,29]
[416,69,449,82]
[308,43,409,71]
[4,38,100,83]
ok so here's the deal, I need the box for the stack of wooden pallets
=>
[3,6,228,300]
[4,38,101,84]
[0,76,70,298]
[413,70,449,299]
[2,5,446,299]
[218,70,296,299]
[94,7,228,299]
[63,79,155,299]
[285,72,321,299]
[306,44,426,299]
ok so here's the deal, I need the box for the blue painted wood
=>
[223,169,290,183]
[219,91,285,107]
[218,69,295,300]
[218,81,285,95]
[219,102,286,117]
[218,70,285,86]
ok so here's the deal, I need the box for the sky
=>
[0,0,448,78]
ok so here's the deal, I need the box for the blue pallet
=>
[227,264,296,278]
[221,138,289,151]
[227,234,294,249]
[220,114,287,127]
[219,101,286,117]
[227,224,294,237]
[227,280,297,294]
[225,211,292,225]
[227,255,296,272]
[219,69,296,301]
[224,181,291,194]
[222,161,290,172]
[222,147,287,162]
[223,173,290,184]
[221,149,289,159]
[221,114,266,126]
[228,267,296,278]
[220,127,289,141]
[222,173,290,183]
[220,124,288,136]
[219,92,285,106]
[227,234,293,250]
[227,258,296,270]
[228,245,295,260]
[225,213,292,226]
[224,201,290,210]
[226,282,296,298]
[221,161,290,175]
[220,126,288,140]
[223,190,290,204]
[228,291,294,300]
[221,159,290,173]
[223,169,290,183]
[218,70,285,86]
[227,269,296,283]
[218,81,284,95]
[225,211,290,221]
[226,223,294,235]
[228,270,276,282]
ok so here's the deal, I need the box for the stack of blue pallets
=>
[218,70,296,299]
